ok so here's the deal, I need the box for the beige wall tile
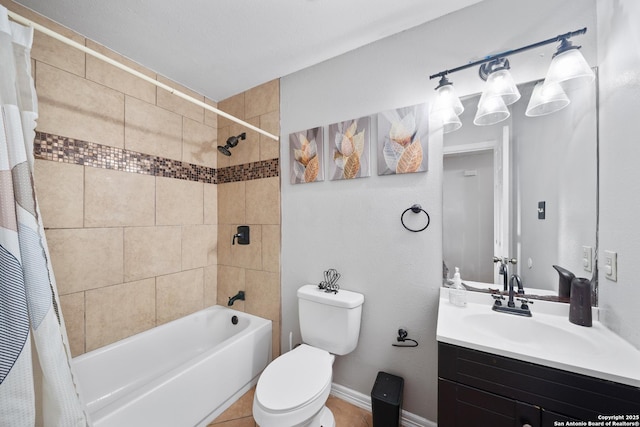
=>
[245,79,279,119]
[204,98,219,129]
[246,177,280,225]
[59,292,85,357]
[218,93,245,129]
[246,270,280,323]
[204,265,218,307]
[216,126,231,169]
[47,228,124,294]
[156,177,204,225]
[272,320,281,359]
[85,167,155,227]
[156,269,204,324]
[217,181,245,224]
[124,96,182,160]
[34,160,84,229]
[36,63,125,148]
[32,31,85,77]
[204,184,218,225]
[183,117,217,168]
[124,226,181,281]
[229,224,262,270]
[0,0,85,76]
[217,266,245,310]
[228,120,260,166]
[260,110,281,161]
[156,75,204,123]
[85,279,156,351]
[261,225,281,273]
[217,224,232,266]
[86,40,156,104]
[182,225,217,270]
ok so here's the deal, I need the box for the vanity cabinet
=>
[438,342,640,427]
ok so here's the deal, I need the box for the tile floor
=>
[208,386,373,427]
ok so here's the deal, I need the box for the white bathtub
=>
[73,306,272,427]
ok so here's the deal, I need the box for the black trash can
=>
[371,371,403,427]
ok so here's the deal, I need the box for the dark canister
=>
[569,277,592,327]
[553,265,575,299]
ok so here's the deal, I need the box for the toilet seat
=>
[255,344,333,413]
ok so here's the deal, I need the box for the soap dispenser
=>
[569,277,592,327]
[448,267,467,307]
[552,265,575,299]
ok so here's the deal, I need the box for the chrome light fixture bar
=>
[430,28,593,132]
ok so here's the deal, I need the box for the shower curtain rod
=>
[7,10,280,142]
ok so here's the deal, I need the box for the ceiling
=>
[13,0,483,101]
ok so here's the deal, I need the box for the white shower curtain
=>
[0,6,89,426]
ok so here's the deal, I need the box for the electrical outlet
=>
[582,246,592,272]
[604,250,618,282]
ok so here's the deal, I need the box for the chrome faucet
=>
[228,291,245,306]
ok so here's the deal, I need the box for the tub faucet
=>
[228,291,245,306]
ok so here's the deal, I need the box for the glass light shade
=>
[483,68,521,106]
[474,92,510,126]
[525,81,570,117]
[441,107,462,133]
[545,47,595,91]
[432,83,464,116]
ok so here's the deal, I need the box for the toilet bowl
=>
[253,285,364,427]
[253,344,335,427]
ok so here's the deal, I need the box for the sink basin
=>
[436,287,640,387]
[465,313,602,355]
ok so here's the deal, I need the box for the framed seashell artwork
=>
[290,127,324,184]
[377,102,429,175]
[328,116,371,180]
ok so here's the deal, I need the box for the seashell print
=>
[377,103,428,175]
[389,113,416,147]
[396,138,423,173]
[382,138,404,171]
[343,153,361,179]
[290,127,324,184]
[304,155,319,182]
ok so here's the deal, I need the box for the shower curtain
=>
[0,6,89,426]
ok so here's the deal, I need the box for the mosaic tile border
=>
[33,132,279,184]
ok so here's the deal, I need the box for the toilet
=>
[253,284,365,427]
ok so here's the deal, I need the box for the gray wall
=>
[597,0,640,349]
[280,0,597,422]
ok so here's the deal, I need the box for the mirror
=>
[442,73,598,303]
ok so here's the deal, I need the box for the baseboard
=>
[330,383,436,427]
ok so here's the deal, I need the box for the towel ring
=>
[401,204,430,232]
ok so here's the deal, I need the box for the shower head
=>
[217,145,232,156]
[217,132,246,156]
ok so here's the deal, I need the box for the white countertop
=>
[436,287,640,388]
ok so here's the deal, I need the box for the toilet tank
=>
[297,284,364,355]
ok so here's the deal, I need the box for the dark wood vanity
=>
[438,342,640,427]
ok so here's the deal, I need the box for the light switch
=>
[538,201,546,220]
[604,250,617,282]
[582,246,592,272]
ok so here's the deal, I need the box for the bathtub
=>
[72,305,272,427]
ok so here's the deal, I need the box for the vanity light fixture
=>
[431,75,464,133]
[430,27,593,132]
[525,80,570,117]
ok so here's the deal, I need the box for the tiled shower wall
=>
[3,1,281,358]
[216,81,282,358]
